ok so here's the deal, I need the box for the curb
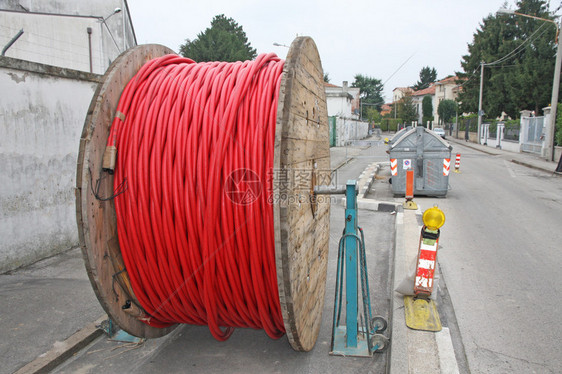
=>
[14,315,106,374]
[510,159,559,175]
[331,156,354,172]
[341,161,400,212]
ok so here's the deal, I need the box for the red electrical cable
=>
[107,54,285,341]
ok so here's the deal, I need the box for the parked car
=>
[432,127,446,139]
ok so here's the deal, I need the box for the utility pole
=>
[477,62,484,144]
[544,22,562,161]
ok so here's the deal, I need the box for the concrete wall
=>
[335,117,369,146]
[0,0,136,74]
[0,56,100,272]
[481,137,521,153]
[326,93,352,118]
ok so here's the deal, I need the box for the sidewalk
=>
[447,136,560,175]
[330,133,384,171]
[0,248,104,374]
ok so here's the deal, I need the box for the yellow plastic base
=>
[403,200,418,210]
[404,296,442,332]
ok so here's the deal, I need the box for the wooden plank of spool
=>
[76,44,176,338]
[274,36,330,352]
[76,37,330,350]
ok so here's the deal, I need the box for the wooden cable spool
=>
[75,36,330,351]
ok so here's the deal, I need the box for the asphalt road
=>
[420,143,562,373]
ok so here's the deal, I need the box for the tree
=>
[422,95,433,125]
[179,14,257,62]
[413,66,437,91]
[351,74,384,117]
[324,72,330,83]
[397,93,417,124]
[457,0,556,118]
[438,99,458,124]
[365,107,381,124]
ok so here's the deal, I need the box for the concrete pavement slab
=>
[0,248,104,374]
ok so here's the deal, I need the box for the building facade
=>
[325,81,361,119]
[409,76,461,126]
[0,0,136,74]
[0,0,136,271]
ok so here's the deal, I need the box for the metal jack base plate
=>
[99,319,143,343]
[110,329,143,343]
[330,326,371,357]
[404,296,442,331]
[403,200,418,210]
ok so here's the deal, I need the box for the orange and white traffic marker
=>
[454,153,461,173]
[390,158,397,176]
[443,158,450,176]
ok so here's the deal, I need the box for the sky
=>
[127,0,557,103]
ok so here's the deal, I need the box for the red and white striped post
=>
[454,153,461,173]
[414,206,445,297]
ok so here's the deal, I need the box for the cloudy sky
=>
[128,0,557,102]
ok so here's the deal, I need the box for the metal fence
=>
[520,116,544,154]
[504,121,520,141]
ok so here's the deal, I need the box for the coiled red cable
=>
[107,53,285,340]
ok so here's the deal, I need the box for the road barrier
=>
[454,153,461,173]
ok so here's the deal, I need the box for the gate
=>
[520,116,544,154]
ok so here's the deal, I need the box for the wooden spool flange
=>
[76,37,330,350]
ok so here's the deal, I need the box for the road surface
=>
[422,143,562,373]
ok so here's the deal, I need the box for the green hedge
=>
[458,115,478,132]
[380,118,402,132]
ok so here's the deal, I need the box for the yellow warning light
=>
[422,206,445,230]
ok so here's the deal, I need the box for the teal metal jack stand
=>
[329,180,389,357]
[99,319,143,343]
